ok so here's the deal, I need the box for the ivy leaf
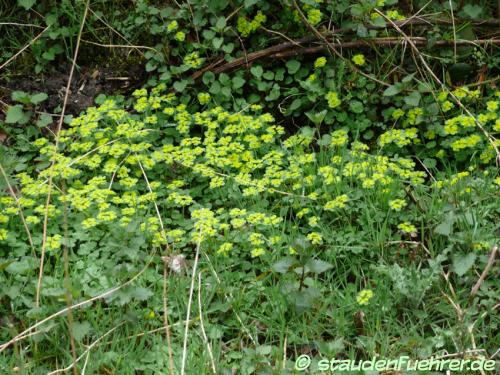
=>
[452,253,476,276]
[212,37,223,49]
[286,60,301,74]
[232,76,245,89]
[173,80,188,92]
[462,4,482,19]
[17,0,36,10]
[250,65,263,78]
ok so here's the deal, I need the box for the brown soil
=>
[0,62,146,116]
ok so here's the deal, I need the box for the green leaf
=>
[232,76,245,89]
[288,98,302,112]
[462,4,482,19]
[250,65,263,79]
[263,71,274,80]
[286,60,301,74]
[272,257,295,273]
[30,93,48,105]
[72,321,91,341]
[305,258,333,274]
[6,259,35,274]
[452,253,476,276]
[173,80,188,92]
[202,71,215,85]
[435,212,455,236]
[17,0,36,10]
[349,100,364,114]
[11,91,30,104]
[36,113,53,127]
[404,91,421,107]
[305,110,327,125]
[131,287,153,301]
[6,105,30,124]
[383,83,402,96]
[215,17,226,30]
[212,37,223,49]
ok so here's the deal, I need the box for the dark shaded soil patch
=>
[0,62,147,116]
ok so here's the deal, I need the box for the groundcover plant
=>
[0,0,499,373]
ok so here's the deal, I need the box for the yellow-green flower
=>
[356,289,374,305]
[175,31,185,42]
[0,229,7,241]
[198,92,211,105]
[314,56,327,68]
[167,20,178,32]
[47,234,62,251]
[307,232,323,245]
[307,9,322,25]
[251,247,265,257]
[389,199,406,211]
[352,54,365,66]
[398,221,417,235]
[325,91,341,109]
[217,242,233,255]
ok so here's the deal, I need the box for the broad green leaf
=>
[305,258,333,274]
[286,60,301,74]
[17,0,36,10]
[173,80,188,92]
[435,212,455,236]
[72,321,91,341]
[272,257,295,273]
[232,76,245,89]
[250,65,263,78]
[404,91,421,107]
[452,253,476,276]
[6,105,30,124]
[30,93,48,105]
[383,84,402,96]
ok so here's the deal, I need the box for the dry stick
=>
[0,26,50,72]
[268,38,500,59]
[81,39,159,52]
[197,272,217,374]
[46,322,126,375]
[136,159,174,375]
[0,22,44,28]
[375,9,500,166]
[0,163,35,251]
[180,233,203,375]
[470,245,498,298]
[448,0,457,61]
[163,259,176,375]
[36,0,90,309]
[0,252,155,353]
[61,184,78,375]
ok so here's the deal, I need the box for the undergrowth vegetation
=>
[0,0,499,374]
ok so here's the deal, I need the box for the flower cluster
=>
[237,11,266,37]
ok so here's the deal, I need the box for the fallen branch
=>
[190,37,499,78]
